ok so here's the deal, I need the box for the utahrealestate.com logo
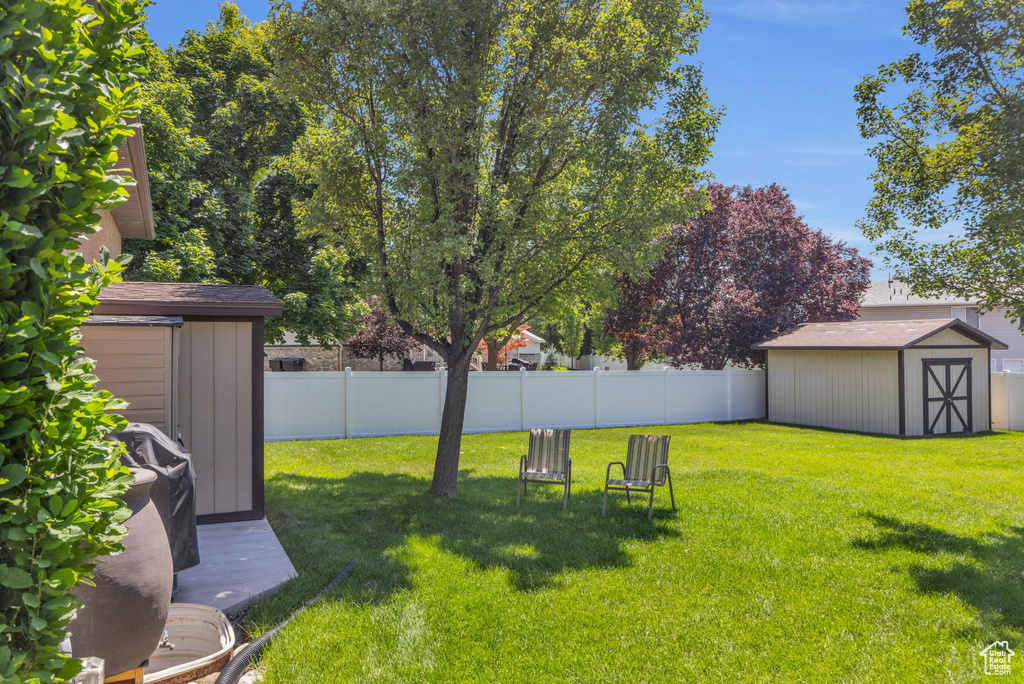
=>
[980,641,1015,676]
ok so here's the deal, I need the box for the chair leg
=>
[602,483,609,516]
[625,486,631,504]
[516,477,522,508]
[666,469,676,512]
[563,481,569,510]
[647,487,655,521]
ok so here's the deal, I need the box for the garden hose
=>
[213,561,356,684]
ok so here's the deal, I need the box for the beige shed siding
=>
[903,345,990,436]
[79,325,173,432]
[916,328,984,347]
[178,321,253,517]
[768,350,900,434]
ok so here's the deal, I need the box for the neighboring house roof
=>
[94,282,283,317]
[753,319,1008,351]
[522,330,546,344]
[109,121,155,240]
[860,280,977,308]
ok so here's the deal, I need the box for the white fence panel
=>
[991,371,1024,431]
[666,371,730,424]
[598,371,667,427]
[523,371,596,429]
[732,370,768,420]
[464,373,523,433]
[348,371,442,437]
[264,368,766,441]
[264,371,345,440]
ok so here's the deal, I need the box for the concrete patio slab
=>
[173,518,296,617]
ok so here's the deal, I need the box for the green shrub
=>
[0,1,147,681]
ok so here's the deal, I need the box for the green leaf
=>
[0,566,33,589]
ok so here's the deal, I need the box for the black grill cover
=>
[108,424,200,572]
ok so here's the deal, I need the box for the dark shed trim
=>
[897,350,906,436]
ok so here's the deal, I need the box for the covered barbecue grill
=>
[109,423,200,572]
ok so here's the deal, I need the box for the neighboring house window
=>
[950,306,979,327]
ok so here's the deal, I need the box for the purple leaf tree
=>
[345,297,421,371]
[607,183,872,370]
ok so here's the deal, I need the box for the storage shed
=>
[81,282,282,523]
[753,319,1008,436]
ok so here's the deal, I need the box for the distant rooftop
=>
[753,319,1007,351]
[860,280,978,308]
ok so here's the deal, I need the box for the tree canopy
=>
[272,0,720,496]
[855,0,1024,319]
[133,3,365,344]
[605,184,872,370]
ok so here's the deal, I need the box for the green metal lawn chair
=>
[602,435,676,520]
[516,428,572,510]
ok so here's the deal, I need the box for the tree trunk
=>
[429,353,473,497]
[484,334,499,371]
[379,354,384,372]
[484,332,514,371]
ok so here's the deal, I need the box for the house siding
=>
[857,305,953,321]
[76,209,122,262]
[981,309,1024,366]
[859,303,1023,369]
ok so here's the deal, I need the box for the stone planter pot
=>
[70,467,174,677]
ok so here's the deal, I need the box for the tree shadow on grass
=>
[258,468,680,620]
[854,513,1024,639]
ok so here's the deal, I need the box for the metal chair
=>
[602,435,675,520]
[516,428,572,510]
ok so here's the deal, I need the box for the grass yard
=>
[249,422,1024,683]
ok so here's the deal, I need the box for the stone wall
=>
[263,345,428,372]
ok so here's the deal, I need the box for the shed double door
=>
[922,358,972,435]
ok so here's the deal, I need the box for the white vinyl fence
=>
[991,371,1024,431]
[264,368,766,441]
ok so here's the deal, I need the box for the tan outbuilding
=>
[80,282,282,523]
[753,319,1008,436]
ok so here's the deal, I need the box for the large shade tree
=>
[133,3,365,344]
[272,0,719,496]
[606,184,872,370]
[855,0,1024,321]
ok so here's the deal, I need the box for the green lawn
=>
[250,422,1024,683]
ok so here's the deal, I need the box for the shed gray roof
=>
[94,282,283,317]
[860,280,978,308]
[753,319,1008,351]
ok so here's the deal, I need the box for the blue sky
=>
[145,0,917,279]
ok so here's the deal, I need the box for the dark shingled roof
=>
[753,318,1008,351]
[94,282,283,317]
